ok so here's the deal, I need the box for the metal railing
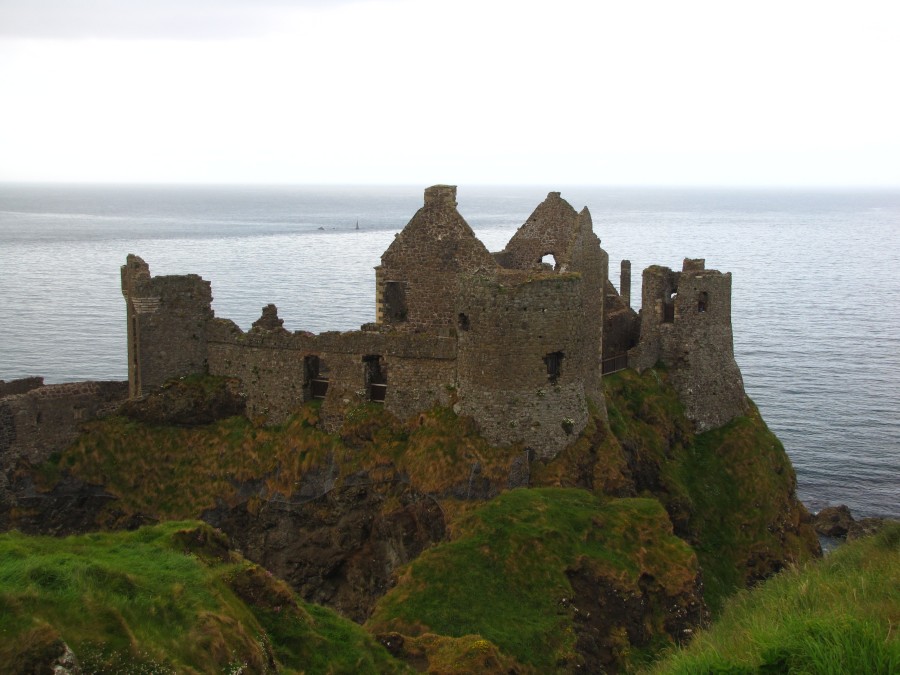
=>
[602,353,628,375]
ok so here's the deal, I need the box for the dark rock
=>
[0,474,121,536]
[847,517,892,541]
[566,559,705,673]
[202,477,446,621]
[813,505,854,537]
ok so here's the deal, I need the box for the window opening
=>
[544,351,564,384]
[540,253,556,269]
[663,291,677,323]
[305,355,329,400]
[458,313,470,331]
[364,355,387,403]
[698,291,708,313]
[383,281,408,322]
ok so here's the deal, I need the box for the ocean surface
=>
[1,184,898,519]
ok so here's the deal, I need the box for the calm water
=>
[1,184,898,518]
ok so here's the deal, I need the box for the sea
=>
[1,184,898,519]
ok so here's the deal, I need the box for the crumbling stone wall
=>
[206,306,456,429]
[603,279,639,360]
[0,381,128,468]
[629,259,747,430]
[496,193,609,405]
[376,185,497,334]
[121,254,213,397]
[0,377,44,399]
[120,186,747,461]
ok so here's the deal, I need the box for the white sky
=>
[0,0,898,186]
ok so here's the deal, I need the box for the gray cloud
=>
[0,0,362,39]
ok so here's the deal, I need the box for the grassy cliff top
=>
[645,522,900,673]
[0,521,409,674]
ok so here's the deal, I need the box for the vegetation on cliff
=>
[0,521,409,674]
[600,369,820,612]
[7,369,825,671]
[367,488,703,673]
[645,521,900,674]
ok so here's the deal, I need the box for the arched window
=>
[541,253,556,269]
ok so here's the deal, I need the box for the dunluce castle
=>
[2,185,747,470]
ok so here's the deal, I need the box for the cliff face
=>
[0,371,820,672]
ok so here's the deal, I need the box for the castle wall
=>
[377,185,498,334]
[206,312,456,428]
[0,381,128,467]
[455,271,590,457]
[116,187,747,459]
[0,377,44,399]
[603,279,639,360]
[629,259,747,431]
[121,255,213,397]
[495,194,610,405]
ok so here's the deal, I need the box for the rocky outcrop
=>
[812,504,854,537]
[813,504,896,541]
[203,478,446,622]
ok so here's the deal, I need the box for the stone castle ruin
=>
[118,185,747,457]
[0,185,748,483]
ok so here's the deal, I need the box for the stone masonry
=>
[119,186,749,457]
[628,259,748,430]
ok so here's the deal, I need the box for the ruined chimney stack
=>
[423,185,458,209]
[620,259,631,308]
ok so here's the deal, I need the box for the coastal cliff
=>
[0,186,828,671]
[0,370,820,672]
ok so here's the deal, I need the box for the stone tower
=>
[629,258,748,430]
[121,254,213,397]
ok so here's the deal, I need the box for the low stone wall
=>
[0,377,44,399]
[0,380,128,467]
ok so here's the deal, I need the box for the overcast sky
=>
[1,0,898,186]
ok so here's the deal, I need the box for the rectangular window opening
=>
[305,355,329,400]
[544,351,564,384]
[363,355,387,403]
[383,281,408,322]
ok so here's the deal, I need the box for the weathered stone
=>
[813,504,855,537]
[119,186,745,458]
[629,259,748,431]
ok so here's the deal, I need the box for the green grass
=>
[0,522,409,674]
[367,488,700,672]
[602,369,820,614]
[644,522,900,674]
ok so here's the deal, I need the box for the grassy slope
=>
[645,522,900,674]
[0,521,409,674]
[367,488,700,672]
[37,400,522,527]
[603,369,820,613]
[19,372,826,671]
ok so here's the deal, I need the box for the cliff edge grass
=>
[600,368,820,613]
[0,521,409,674]
[644,521,900,674]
